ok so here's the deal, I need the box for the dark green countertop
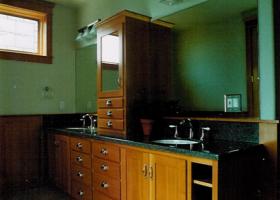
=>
[50,128,263,160]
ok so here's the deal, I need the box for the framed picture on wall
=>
[224,94,242,112]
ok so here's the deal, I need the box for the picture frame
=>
[224,94,242,112]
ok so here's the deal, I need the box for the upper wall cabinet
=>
[97,20,123,97]
[96,10,172,137]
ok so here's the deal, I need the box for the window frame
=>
[0,0,54,64]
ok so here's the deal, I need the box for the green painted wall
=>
[173,17,247,111]
[75,45,97,113]
[258,0,275,119]
[0,5,77,115]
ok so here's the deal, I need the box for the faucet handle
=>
[169,124,179,138]
[200,127,210,141]
[80,118,86,127]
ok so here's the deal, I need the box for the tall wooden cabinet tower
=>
[96,10,172,137]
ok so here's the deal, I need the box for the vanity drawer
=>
[71,180,92,200]
[98,119,124,130]
[71,151,91,169]
[97,108,124,119]
[93,157,120,179]
[93,190,113,200]
[93,173,120,200]
[92,141,120,162]
[71,137,91,154]
[98,97,123,108]
[71,164,92,187]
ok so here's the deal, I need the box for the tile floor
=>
[0,186,69,200]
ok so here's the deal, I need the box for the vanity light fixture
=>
[75,19,101,41]
[160,0,183,6]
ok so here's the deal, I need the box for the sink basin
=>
[66,127,88,131]
[65,127,97,133]
[152,139,199,145]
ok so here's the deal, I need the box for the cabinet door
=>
[124,149,150,200]
[54,134,71,194]
[151,154,186,200]
[97,20,124,98]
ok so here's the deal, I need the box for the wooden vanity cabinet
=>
[49,132,263,200]
[121,148,187,200]
[50,134,71,194]
[96,11,172,137]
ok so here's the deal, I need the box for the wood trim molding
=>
[273,1,280,199]
[274,0,280,120]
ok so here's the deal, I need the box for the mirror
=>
[75,44,97,113]
[160,0,258,116]
[101,32,121,92]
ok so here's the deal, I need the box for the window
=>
[0,1,54,63]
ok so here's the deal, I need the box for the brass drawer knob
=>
[77,171,84,177]
[106,99,112,106]
[106,110,112,116]
[76,156,83,163]
[100,164,109,171]
[100,148,108,155]
[78,190,84,196]
[101,181,109,188]
[107,120,113,128]
[76,142,83,149]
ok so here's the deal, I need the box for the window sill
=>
[0,51,52,64]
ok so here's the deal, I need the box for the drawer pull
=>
[107,120,113,128]
[76,156,83,163]
[100,148,108,155]
[100,164,109,171]
[106,99,112,106]
[76,142,83,149]
[101,182,109,189]
[78,190,84,196]
[149,166,153,179]
[106,110,112,116]
[77,171,84,177]
[142,164,148,177]
[54,141,59,146]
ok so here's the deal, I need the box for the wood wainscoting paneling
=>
[0,116,43,192]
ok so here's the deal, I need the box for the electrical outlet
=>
[59,101,65,111]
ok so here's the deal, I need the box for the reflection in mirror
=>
[160,0,258,116]
[101,32,121,92]
[75,45,97,113]
[101,34,119,63]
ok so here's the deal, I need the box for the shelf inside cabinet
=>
[193,179,213,188]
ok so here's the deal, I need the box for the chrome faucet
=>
[80,117,86,127]
[180,118,194,139]
[200,127,210,141]
[169,124,179,139]
[81,114,96,130]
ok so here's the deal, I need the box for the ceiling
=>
[45,0,257,29]
[161,0,258,30]
[46,0,208,19]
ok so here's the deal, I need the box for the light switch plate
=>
[224,94,242,112]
